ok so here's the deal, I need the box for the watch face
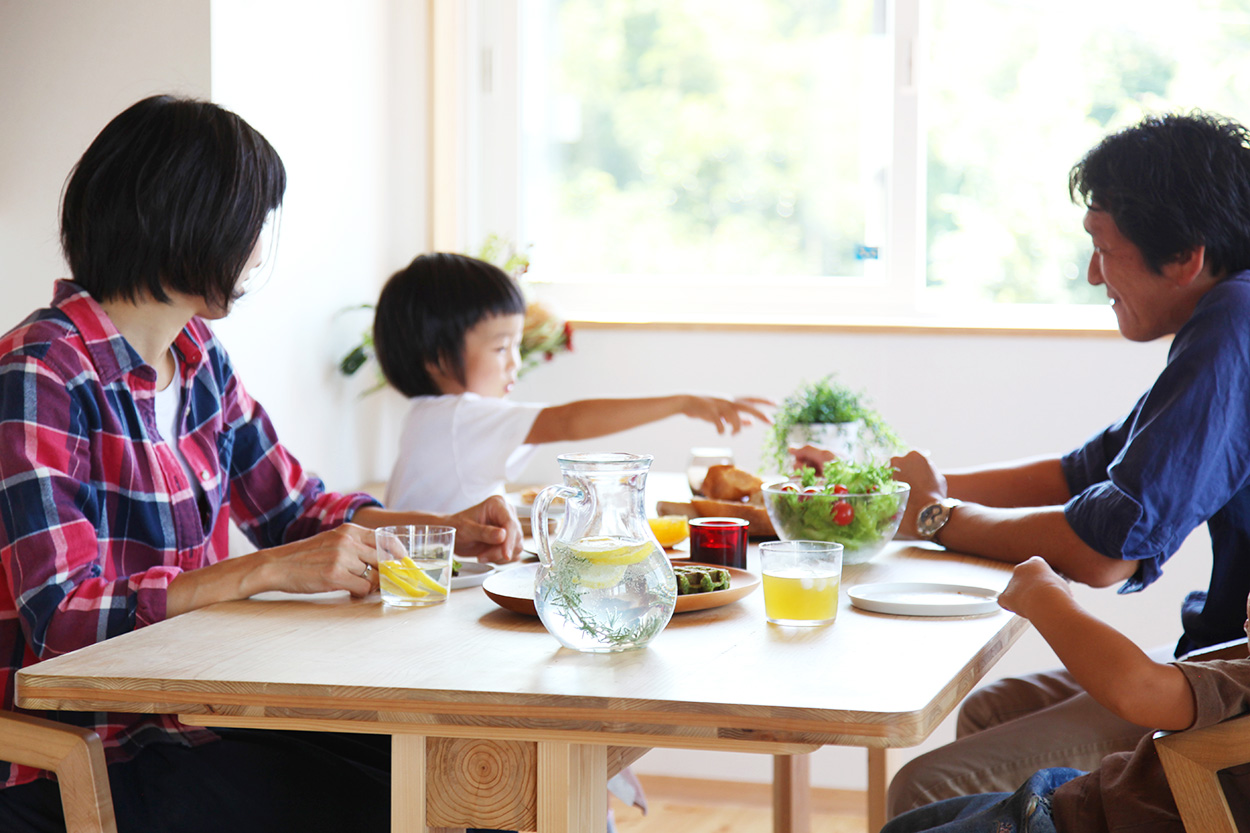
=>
[917,502,951,538]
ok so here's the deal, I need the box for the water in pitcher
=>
[535,536,675,653]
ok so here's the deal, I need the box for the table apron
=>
[177,713,827,754]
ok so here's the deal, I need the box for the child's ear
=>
[425,359,455,394]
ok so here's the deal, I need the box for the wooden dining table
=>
[17,541,1027,833]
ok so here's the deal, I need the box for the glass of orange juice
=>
[375,525,455,607]
[760,540,843,626]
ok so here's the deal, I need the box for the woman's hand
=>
[167,523,380,616]
[252,523,380,598]
[446,494,523,563]
[680,395,774,435]
[997,556,1073,620]
[890,450,949,540]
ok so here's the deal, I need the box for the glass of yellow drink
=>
[375,525,455,607]
[760,540,843,626]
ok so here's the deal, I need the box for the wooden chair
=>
[0,711,116,833]
[1155,713,1250,833]
[1154,637,1250,833]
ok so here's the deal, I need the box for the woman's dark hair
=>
[373,253,527,397]
[60,95,286,307]
[1069,111,1250,278]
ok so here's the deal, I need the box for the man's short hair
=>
[372,253,527,398]
[60,95,286,307]
[1069,111,1250,278]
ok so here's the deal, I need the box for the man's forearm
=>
[945,455,1071,508]
[937,503,1138,587]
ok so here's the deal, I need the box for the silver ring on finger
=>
[360,563,376,582]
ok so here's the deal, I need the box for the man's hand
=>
[447,494,523,563]
[890,450,948,539]
[789,444,836,476]
[997,556,1073,619]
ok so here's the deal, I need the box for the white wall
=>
[208,0,427,488]
[0,0,211,331]
[0,0,1217,795]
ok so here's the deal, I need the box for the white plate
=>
[451,560,497,590]
[847,582,1001,617]
[504,490,564,519]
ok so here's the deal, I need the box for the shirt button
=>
[200,471,211,481]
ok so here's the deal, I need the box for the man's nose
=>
[1087,253,1103,286]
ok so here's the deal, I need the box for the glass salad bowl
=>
[761,479,911,565]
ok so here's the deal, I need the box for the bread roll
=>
[701,465,764,502]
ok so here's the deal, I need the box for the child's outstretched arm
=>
[526,395,773,444]
[997,556,1197,731]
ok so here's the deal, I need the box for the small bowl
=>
[761,480,910,565]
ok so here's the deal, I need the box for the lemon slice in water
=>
[571,537,654,566]
[567,537,654,589]
[379,558,448,598]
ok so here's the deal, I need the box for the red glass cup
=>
[688,517,749,570]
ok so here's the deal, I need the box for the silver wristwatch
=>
[916,498,961,543]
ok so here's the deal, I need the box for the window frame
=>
[446,0,1116,332]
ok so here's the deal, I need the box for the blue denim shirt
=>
[1062,270,1250,657]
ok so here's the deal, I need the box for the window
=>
[468,0,1250,326]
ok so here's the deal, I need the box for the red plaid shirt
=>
[0,281,378,787]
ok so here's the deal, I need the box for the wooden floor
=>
[610,776,870,833]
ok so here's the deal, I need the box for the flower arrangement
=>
[338,236,573,390]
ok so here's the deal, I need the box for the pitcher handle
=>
[532,484,579,568]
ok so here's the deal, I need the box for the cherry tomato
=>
[832,500,854,526]
[799,485,821,503]
[833,484,849,494]
[779,483,799,494]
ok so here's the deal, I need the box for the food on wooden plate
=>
[701,464,764,502]
[657,463,778,537]
[673,563,731,595]
[520,486,541,504]
[648,515,690,547]
[689,499,774,535]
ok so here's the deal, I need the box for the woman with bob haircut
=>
[0,95,518,832]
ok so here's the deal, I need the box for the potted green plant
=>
[764,375,901,472]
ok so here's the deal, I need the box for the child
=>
[372,252,772,513]
[882,555,1250,833]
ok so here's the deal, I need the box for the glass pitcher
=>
[532,453,676,652]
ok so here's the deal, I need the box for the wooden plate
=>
[482,563,760,617]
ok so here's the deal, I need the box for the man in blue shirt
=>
[803,111,1250,818]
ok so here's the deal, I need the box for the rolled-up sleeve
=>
[1061,295,1250,593]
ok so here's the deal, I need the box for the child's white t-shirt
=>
[385,393,545,514]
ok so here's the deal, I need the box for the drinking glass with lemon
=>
[376,525,455,607]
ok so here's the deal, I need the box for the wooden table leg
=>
[393,734,453,833]
[538,741,607,833]
[867,747,899,833]
[772,753,811,833]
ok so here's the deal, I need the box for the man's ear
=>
[1163,245,1209,287]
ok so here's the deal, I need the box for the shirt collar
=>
[52,279,209,385]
